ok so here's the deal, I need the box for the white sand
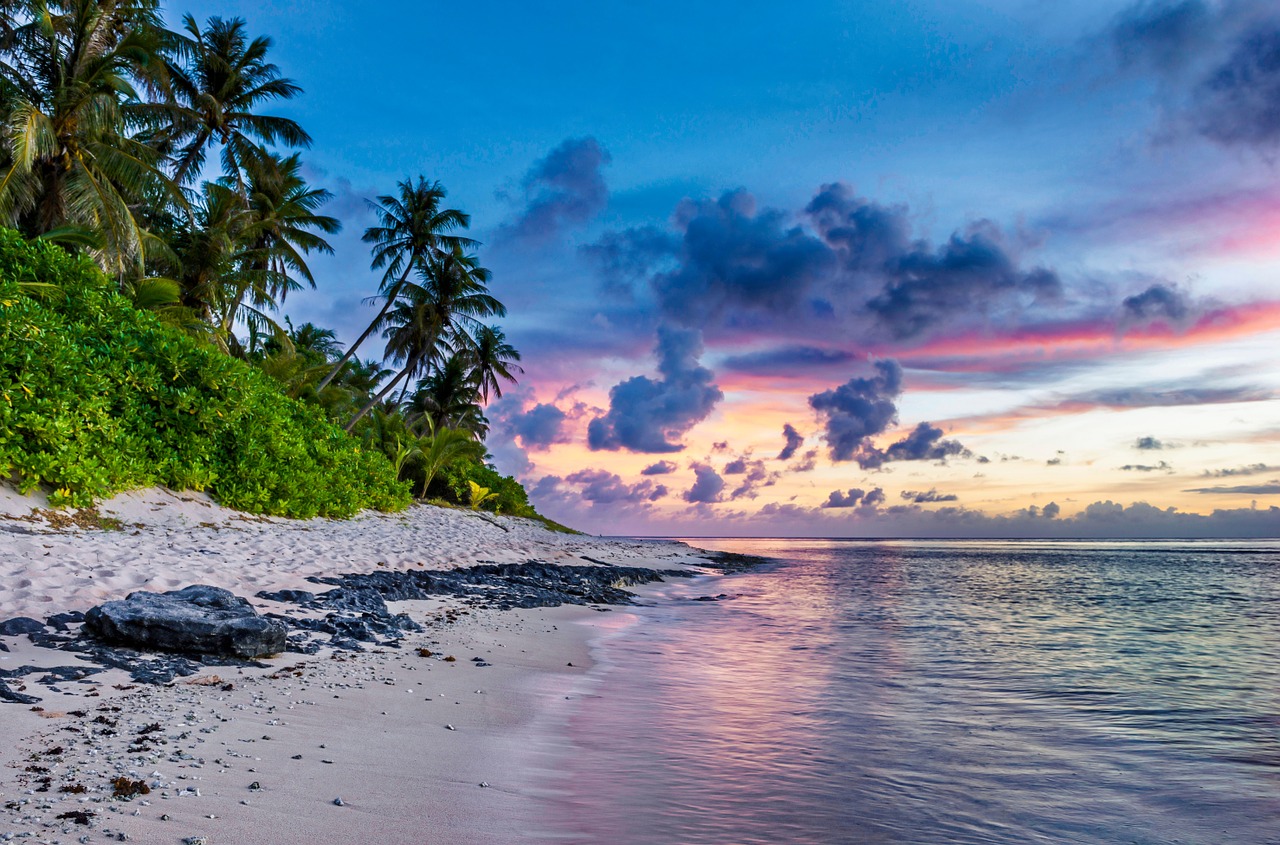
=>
[0,487,712,844]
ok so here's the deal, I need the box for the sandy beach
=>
[0,488,716,844]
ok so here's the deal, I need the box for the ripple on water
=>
[548,540,1280,845]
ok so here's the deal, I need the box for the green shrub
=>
[0,230,410,517]
[434,456,533,516]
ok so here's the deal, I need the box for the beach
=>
[0,489,716,844]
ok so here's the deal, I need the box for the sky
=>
[182,0,1280,537]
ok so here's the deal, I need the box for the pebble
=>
[332,797,344,806]
[445,724,456,731]
[479,781,489,788]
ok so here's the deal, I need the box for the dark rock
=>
[0,617,45,635]
[255,589,315,604]
[45,612,85,632]
[83,585,287,659]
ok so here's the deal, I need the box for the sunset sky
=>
[186,0,1280,536]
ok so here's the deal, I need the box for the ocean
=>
[547,539,1280,844]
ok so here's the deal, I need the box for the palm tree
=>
[344,248,503,430]
[407,352,487,437]
[161,14,310,185]
[317,177,475,391]
[467,325,522,404]
[163,152,337,354]
[0,0,182,275]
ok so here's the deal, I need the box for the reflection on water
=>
[547,540,1280,844]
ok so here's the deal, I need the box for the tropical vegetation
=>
[0,0,547,522]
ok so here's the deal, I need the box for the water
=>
[548,539,1280,844]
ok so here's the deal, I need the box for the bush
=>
[0,230,410,517]
[435,457,533,516]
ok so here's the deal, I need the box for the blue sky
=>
[180,0,1280,536]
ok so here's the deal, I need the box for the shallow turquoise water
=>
[549,540,1280,844]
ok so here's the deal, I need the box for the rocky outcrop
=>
[83,585,287,659]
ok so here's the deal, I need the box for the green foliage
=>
[0,231,409,517]
[436,457,533,516]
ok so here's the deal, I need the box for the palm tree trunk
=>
[344,355,418,431]
[317,264,414,392]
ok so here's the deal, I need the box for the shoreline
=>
[0,489,737,844]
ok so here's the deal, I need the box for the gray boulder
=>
[83,585,286,659]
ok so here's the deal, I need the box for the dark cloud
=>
[683,463,726,504]
[809,360,903,463]
[640,461,678,475]
[720,346,860,376]
[653,189,834,323]
[1119,461,1173,472]
[871,423,971,469]
[808,366,970,469]
[778,423,805,460]
[588,181,1063,345]
[1203,463,1274,477]
[791,449,819,472]
[1043,502,1062,519]
[1111,0,1212,72]
[724,458,778,500]
[1185,482,1280,494]
[1135,436,1165,450]
[1196,26,1280,147]
[1047,457,1063,466]
[901,489,959,503]
[864,228,1061,340]
[503,137,611,241]
[564,469,668,504]
[822,487,874,508]
[582,226,678,298]
[509,403,569,450]
[588,326,724,453]
[1121,284,1191,325]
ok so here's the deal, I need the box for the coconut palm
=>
[344,248,503,430]
[317,177,475,391]
[161,14,310,185]
[0,0,182,275]
[467,324,522,404]
[406,352,487,437]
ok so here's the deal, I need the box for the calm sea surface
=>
[547,539,1280,844]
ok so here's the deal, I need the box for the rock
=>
[45,611,85,631]
[83,585,287,659]
[0,617,45,635]
[332,797,344,806]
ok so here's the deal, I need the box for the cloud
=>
[652,189,835,324]
[808,360,903,463]
[1195,25,1280,147]
[722,458,778,500]
[1111,0,1213,72]
[778,423,805,460]
[640,461,678,475]
[508,403,569,450]
[1202,463,1274,477]
[563,469,668,504]
[808,366,970,469]
[820,487,886,509]
[683,463,726,504]
[1185,482,1280,494]
[1121,284,1191,325]
[720,345,860,376]
[502,137,611,241]
[901,489,959,503]
[588,182,1065,345]
[1119,461,1173,472]
[809,183,1061,340]
[588,326,724,453]
[791,449,819,472]
[871,423,971,468]
[1135,436,1165,449]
